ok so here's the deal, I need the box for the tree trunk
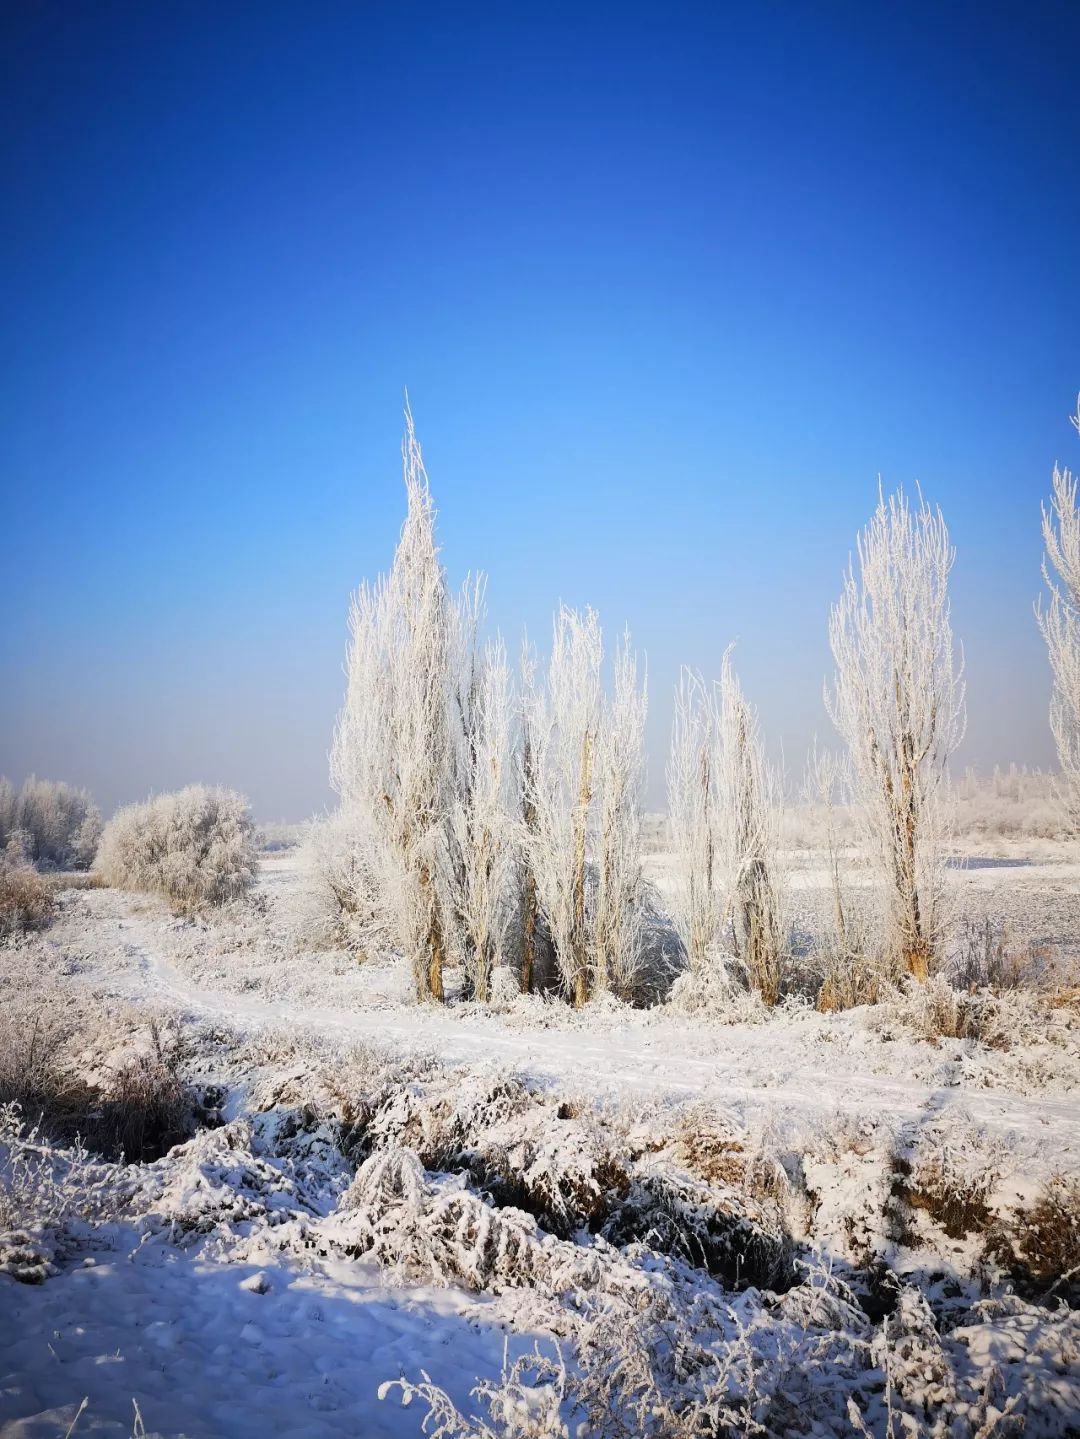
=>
[418,861,445,1002]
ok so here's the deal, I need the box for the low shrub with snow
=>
[0,1103,126,1282]
[0,848,53,936]
[0,950,194,1162]
[872,975,1061,1051]
[95,784,257,910]
[381,1343,571,1439]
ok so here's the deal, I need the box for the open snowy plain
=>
[2,848,1079,1438]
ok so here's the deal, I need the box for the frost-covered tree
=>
[0,780,15,851]
[1037,396,1080,827]
[667,654,785,1003]
[517,640,543,994]
[523,608,647,1006]
[0,777,102,871]
[330,405,459,1002]
[827,487,965,980]
[448,633,519,1002]
[667,670,724,976]
[525,607,603,1008]
[593,635,648,998]
[715,652,786,1004]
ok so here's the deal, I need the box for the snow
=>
[2,850,1080,1436]
[0,1244,530,1437]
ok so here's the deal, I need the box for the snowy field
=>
[2,850,1080,1437]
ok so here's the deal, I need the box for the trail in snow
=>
[52,868,1080,1171]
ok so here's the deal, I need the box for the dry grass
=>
[0,985,193,1163]
[874,976,1053,1050]
[989,1175,1080,1306]
[0,859,54,936]
[947,918,1076,994]
[892,1153,995,1241]
[673,1107,788,1205]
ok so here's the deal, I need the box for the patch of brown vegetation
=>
[0,861,53,936]
[988,1175,1080,1306]
[674,1108,788,1205]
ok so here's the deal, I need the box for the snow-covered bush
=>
[95,784,257,910]
[0,775,102,870]
[357,1065,631,1238]
[947,917,1068,993]
[0,970,81,1127]
[876,976,1042,1050]
[0,1103,126,1282]
[380,1342,571,1439]
[97,1021,193,1162]
[893,1116,1003,1243]
[604,1160,794,1291]
[132,1118,313,1242]
[0,845,53,936]
[988,1173,1080,1306]
[302,809,389,950]
[361,1066,535,1170]
[0,957,193,1162]
[665,965,768,1022]
[328,1145,596,1295]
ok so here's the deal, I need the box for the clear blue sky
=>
[2,1,1078,818]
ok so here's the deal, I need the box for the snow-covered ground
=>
[2,852,1079,1437]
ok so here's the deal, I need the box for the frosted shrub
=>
[330,1145,593,1294]
[0,846,53,936]
[0,775,102,870]
[0,1103,126,1282]
[95,784,257,909]
[989,1173,1080,1305]
[878,976,1031,1050]
[303,810,389,950]
[380,1342,570,1439]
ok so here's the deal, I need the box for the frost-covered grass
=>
[3,851,1080,1435]
[0,851,53,936]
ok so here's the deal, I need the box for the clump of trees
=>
[324,407,652,1006]
[0,776,102,871]
[323,394,1080,1008]
[95,785,257,910]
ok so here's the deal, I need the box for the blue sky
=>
[2,1,1078,818]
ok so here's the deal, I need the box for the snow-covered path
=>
[53,866,1080,1172]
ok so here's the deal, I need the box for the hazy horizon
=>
[3,3,1078,820]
